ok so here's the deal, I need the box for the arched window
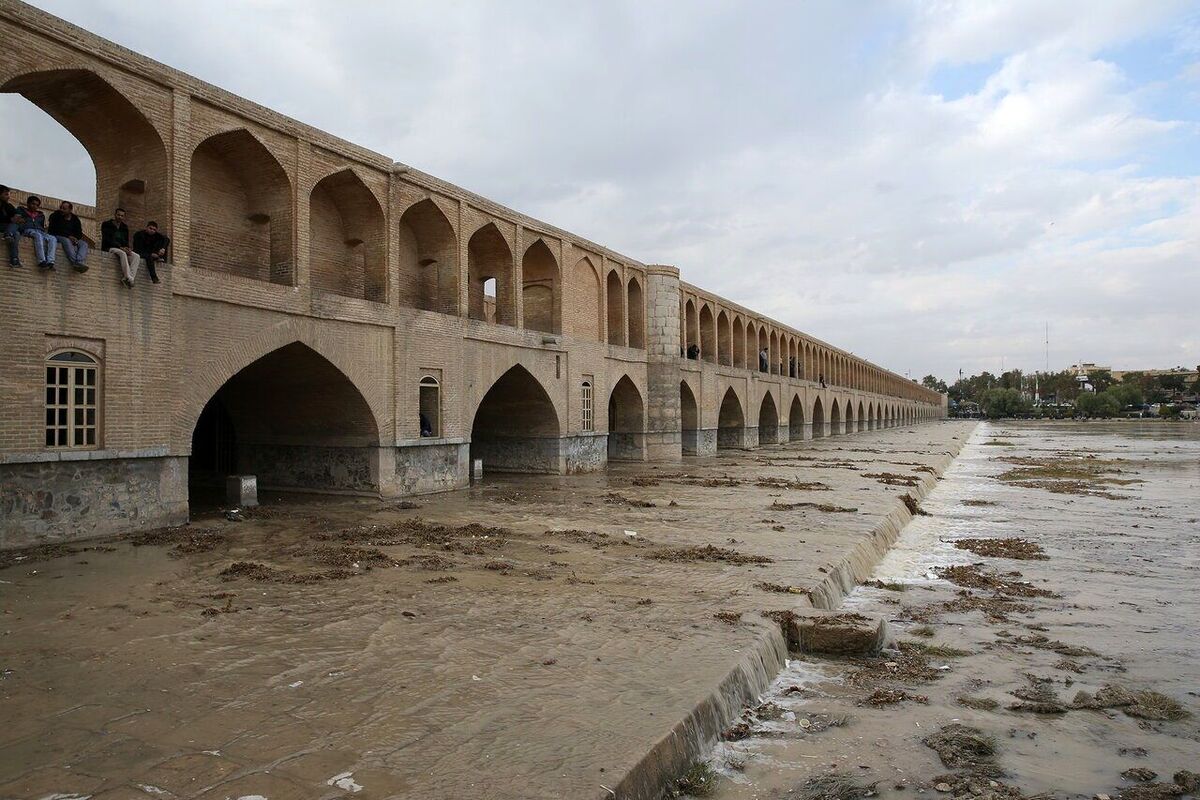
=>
[45,350,99,448]
[581,379,594,432]
[419,375,440,437]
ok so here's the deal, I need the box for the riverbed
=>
[706,420,1200,799]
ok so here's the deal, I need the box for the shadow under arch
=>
[2,67,168,225]
[398,197,459,315]
[680,380,700,455]
[811,395,826,439]
[717,387,745,450]
[470,365,561,474]
[758,391,779,445]
[607,375,645,461]
[188,342,381,511]
[788,394,805,441]
[830,398,842,435]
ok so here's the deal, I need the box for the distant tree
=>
[921,374,948,393]
[1089,369,1114,393]
[1075,391,1119,418]
[1159,373,1186,394]
[980,388,1031,419]
[1106,383,1143,409]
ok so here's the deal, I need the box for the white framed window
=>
[45,350,99,449]
[581,379,594,432]
[419,375,441,437]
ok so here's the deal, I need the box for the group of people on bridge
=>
[684,342,828,387]
[2,185,170,287]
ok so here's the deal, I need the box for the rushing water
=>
[711,420,1200,798]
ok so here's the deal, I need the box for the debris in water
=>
[794,771,879,800]
[666,761,719,797]
[862,687,928,706]
[953,538,1048,561]
[922,723,998,770]
[646,544,773,565]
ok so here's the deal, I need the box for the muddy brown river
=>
[707,421,1200,800]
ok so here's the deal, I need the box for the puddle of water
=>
[708,421,1200,799]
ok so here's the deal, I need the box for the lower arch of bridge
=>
[188,342,381,510]
[857,401,865,432]
[758,392,779,445]
[811,396,825,438]
[470,366,560,474]
[788,395,805,441]
[607,376,645,461]
[717,387,745,450]
[680,381,700,455]
[829,398,842,435]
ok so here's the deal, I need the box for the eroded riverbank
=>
[705,421,1199,800]
[0,423,972,800]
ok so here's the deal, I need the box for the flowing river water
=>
[706,420,1200,799]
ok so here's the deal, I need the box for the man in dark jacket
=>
[132,221,169,284]
[1,185,21,267]
[15,195,57,269]
[48,200,89,271]
[101,207,141,286]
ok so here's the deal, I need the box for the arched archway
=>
[469,223,514,326]
[608,376,645,461]
[188,342,381,510]
[309,168,385,301]
[2,68,168,227]
[699,304,716,364]
[857,401,866,432]
[627,276,645,348]
[867,402,875,431]
[811,395,826,439]
[733,317,746,368]
[718,387,745,450]
[876,404,883,429]
[190,128,293,284]
[569,257,602,340]
[758,392,779,445]
[522,238,559,333]
[717,311,731,366]
[606,270,625,345]
[470,365,560,473]
[398,198,458,315]
[680,381,700,455]
[788,395,805,441]
[830,398,842,436]
[844,400,855,434]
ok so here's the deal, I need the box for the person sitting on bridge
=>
[48,201,89,271]
[132,221,169,285]
[15,195,57,270]
[102,208,141,287]
[819,373,826,388]
[686,343,700,360]
[789,356,796,378]
[1,185,21,267]
[758,348,768,373]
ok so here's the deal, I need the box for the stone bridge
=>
[0,1,945,547]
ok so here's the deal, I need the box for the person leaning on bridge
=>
[101,207,141,287]
[132,221,169,285]
[759,348,769,372]
[687,343,700,360]
[48,201,89,271]
[14,195,57,270]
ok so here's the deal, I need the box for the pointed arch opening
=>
[398,198,459,315]
[470,365,560,473]
[758,392,779,445]
[188,342,380,511]
[811,395,826,439]
[757,327,769,373]
[717,387,745,450]
[606,270,625,345]
[732,317,746,369]
[627,276,645,349]
[522,238,559,334]
[684,298,698,357]
[680,381,700,455]
[857,401,866,432]
[788,395,805,441]
[309,169,385,301]
[191,129,293,284]
[569,257,602,340]
[469,223,515,326]
[608,376,645,461]
[699,304,716,364]
[716,310,731,366]
[2,68,168,228]
[830,398,842,435]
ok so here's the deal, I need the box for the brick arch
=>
[608,374,646,461]
[190,127,293,284]
[175,319,391,453]
[522,237,560,334]
[467,356,565,437]
[469,363,563,474]
[758,389,780,444]
[470,222,516,326]
[397,197,459,315]
[788,393,805,441]
[308,166,386,301]
[1,66,169,226]
[567,255,602,341]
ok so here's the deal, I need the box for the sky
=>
[4,0,1198,383]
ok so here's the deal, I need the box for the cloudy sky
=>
[5,1,1198,382]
